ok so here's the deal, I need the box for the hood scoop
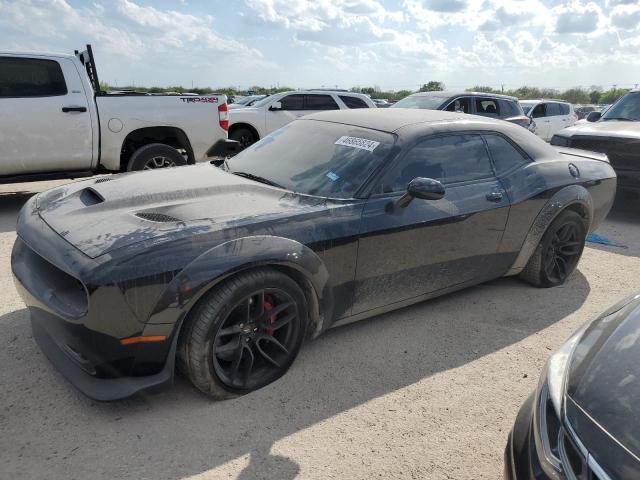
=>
[79,188,104,206]
[135,212,182,223]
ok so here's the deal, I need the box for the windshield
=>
[602,92,640,121]
[229,120,396,198]
[250,94,275,108]
[390,95,448,110]
[520,104,533,114]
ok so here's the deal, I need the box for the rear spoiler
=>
[75,44,102,95]
[552,146,609,163]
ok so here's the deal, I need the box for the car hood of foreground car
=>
[34,163,326,259]
[566,295,640,464]
[557,120,640,139]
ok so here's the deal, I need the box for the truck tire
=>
[127,143,187,171]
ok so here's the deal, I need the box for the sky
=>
[1,0,640,91]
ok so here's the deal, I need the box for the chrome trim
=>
[537,384,563,471]
[588,454,614,480]
[557,428,580,480]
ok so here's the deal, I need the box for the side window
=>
[545,103,561,116]
[339,95,368,109]
[279,94,305,110]
[498,99,521,117]
[484,134,529,175]
[305,94,339,110]
[560,103,570,115]
[381,134,493,192]
[445,97,471,113]
[0,57,67,97]
[531,104,546,118]
[475,98,500,117]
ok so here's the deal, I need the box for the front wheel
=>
[520,210,587,288]
[229,127,257,150]
[178,269,308,399]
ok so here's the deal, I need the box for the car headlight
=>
[533,322,590,479]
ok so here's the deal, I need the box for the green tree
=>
[560,88,590,104]
[466,85,500,94]
[599,88,630,104]
[419,81,445,92]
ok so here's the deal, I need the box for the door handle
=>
[486,191,503,202]
[62,106,87,113]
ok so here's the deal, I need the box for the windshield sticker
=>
[326,171,340,182]
[335,136,380,152]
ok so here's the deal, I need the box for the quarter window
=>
[279,94,305,110]
[305,94,339,110]
[475,98,500,117]
[381,134,494,192]
[484,134,529,175]
[0,57,67,97]
[339,95,368,109]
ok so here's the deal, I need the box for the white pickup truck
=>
[0,45,231,183]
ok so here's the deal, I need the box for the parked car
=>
[551,90,640,193]
[228,94,267,110]
[390,91,535,131]
[372,98,391,108]
[12,109,616,401]
[0,45,230,182]
[520,99,578,141]
[506,293,640,480]
[574,104,596,120]
[228,90,376,149]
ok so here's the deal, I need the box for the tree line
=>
[99,80,630,105]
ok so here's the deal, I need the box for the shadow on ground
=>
[589,192,640,258]
[0,268,590,480]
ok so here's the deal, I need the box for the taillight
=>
[218,102,229,131]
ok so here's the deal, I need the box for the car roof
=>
[520,99,571,104]
[278,90,367,97]
[305,108,500,133]
[408,91,518,101]
[0,51,75,59]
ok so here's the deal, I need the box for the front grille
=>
[569,136,640,171]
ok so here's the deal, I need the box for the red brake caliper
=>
[263,295,277,336]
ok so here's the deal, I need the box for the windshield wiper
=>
[232,171,285,189]
[603,117,635,121]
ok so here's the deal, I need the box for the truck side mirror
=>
[269,101,283,111]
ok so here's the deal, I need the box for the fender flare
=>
[505,185,593,276]
[146,236,332,339]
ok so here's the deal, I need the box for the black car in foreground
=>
[12,109,616,401]
[506,293,640,480]
[391,91,535,131]
[551,90,640,194]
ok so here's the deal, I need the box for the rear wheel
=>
[520,210,587,288]
[229,127,257,150]
[179,269,307,399]
[126,143,187,171]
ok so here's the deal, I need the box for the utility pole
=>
[501,83,504,93]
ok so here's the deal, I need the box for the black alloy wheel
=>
[212,289,301,390]
[543,222,583,284]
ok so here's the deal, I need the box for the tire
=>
[126,143,187,171]
[229,127,257,150]
[178,268,308,399]
[519,210,587,288]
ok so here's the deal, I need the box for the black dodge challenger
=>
[12,109,616,401]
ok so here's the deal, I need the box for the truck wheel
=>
[229,128,257,150]
[127,143,187,171]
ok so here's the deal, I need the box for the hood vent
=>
[79,188,104,206]
[94,177,113,184]
[135,212,181,223]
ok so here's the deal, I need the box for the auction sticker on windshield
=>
[335,136,380,152]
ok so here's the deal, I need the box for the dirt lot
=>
[1,179,638,480]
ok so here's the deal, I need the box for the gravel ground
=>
[1,179,638,480]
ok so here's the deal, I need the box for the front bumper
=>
[11,196,178,401]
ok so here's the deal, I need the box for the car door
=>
[530,103,549,140]
[0,55,93,176]
[351,133,510,315]
[545,102,564,139]
[264,93,306,134]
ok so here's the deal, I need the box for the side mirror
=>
[586,111,601,122]
[396,177,445,208]
[269,101,282,111]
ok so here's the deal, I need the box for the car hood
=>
[36,163,321,258]
[557,120,640,139]
[566,295,640,460]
